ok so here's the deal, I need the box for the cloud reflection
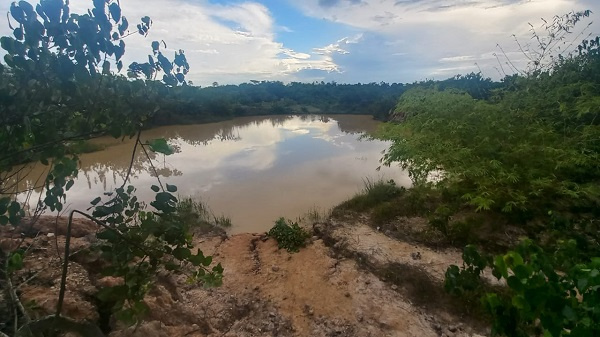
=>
[18,115,409,232]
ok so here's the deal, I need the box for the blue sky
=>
[1,0,599,86]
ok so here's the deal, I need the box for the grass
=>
[337,178,404,212]
[213,214,232,228]
[296,206,331,226]
[177,197,233,233]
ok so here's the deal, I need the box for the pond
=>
[20,115,410,233]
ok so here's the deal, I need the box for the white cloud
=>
[1,0,598,84]
[314,34,363,55]
[291,0,600,81]
[0,0,346,86]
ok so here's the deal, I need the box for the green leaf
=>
[173,247,191,260]
[504,251,524,268]
[189,249,208,266]
[97,230,120,242]
[150,185,160,192]
[212,263,224,273]
[493,255,508,279]
[108,2,121,21]
[91,197,102,206]
[0,197,10,215]
[166,184,177,193]
[562,306,576,321]
[147,138,174,155]
[8,252,24,272]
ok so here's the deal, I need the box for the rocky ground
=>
[0,215,489,337]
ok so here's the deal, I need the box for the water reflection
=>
[19,115,410,233]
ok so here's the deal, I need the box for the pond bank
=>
[1,214,489,337]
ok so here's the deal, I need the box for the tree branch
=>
[119,130,142,190]
[140,143,164,191]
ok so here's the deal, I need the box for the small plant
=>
[297,206,329,224]
[338,178,403,211]
[177,197,232,231]
[268,218,310,252]
[214,214,232,228]
[445,241,600,336]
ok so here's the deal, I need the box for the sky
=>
[1,0,599,86]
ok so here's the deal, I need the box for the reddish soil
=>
[0,216,488,337]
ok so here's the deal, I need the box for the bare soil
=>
[1,215,489,337]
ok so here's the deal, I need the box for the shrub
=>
[268,218,310,252]
[371,201,402,225]
[445,241,600,336]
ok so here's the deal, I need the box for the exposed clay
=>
[1,216,489,337]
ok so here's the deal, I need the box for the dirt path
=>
[1,216,488,337]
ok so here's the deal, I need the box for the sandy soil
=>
[0,216,488,337]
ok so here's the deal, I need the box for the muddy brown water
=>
[18,115,410,233]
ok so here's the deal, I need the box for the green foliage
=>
[6,249,25,274]
[338,179,402,212]
[444,245,489,296]
[268,218,310,253]
[0,1,219,334]
[90,185,223,324]
[379,52,600,223]
[446,242,600,337]
[0,0,190,220]
[382,14,600,336]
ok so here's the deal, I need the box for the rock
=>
[449,325,458,332]
[304,304,314,316]
[391,284,398,291]
[47,233,55,238]
[97,276,124,288]
[271,265,280,272]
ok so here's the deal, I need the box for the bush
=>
[268,218,310,252]
[371,201,402,225]
[445,241,600,337]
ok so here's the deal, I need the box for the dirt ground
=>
[0,216,489,337]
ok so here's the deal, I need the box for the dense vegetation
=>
[0,1,223,336]
[148,80,406,124]
[373,11,600,336]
